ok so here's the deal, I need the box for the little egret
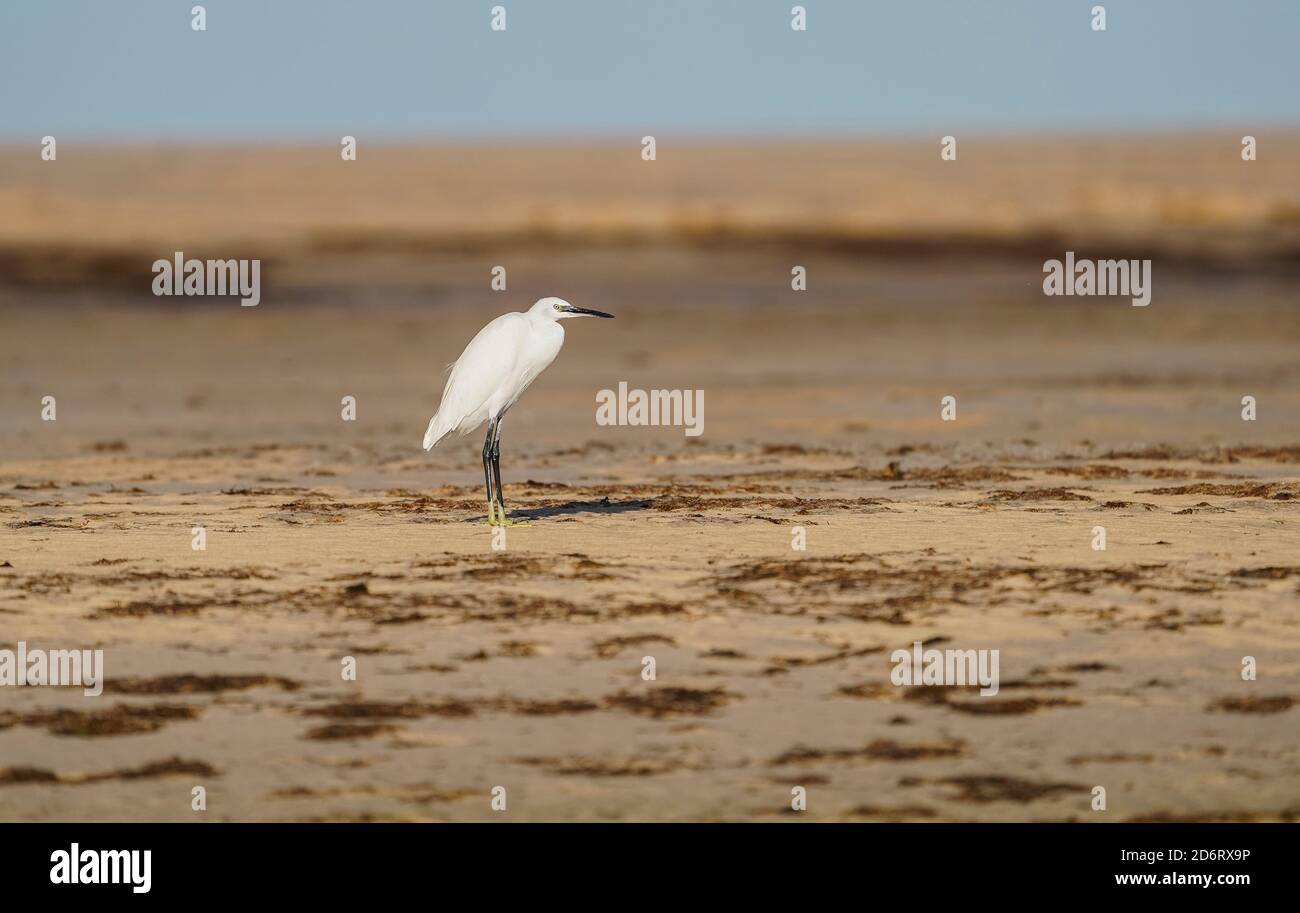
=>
[422,296,614,525]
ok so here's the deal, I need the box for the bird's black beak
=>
[561,305,614,318]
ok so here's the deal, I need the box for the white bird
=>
[422,296,614,525]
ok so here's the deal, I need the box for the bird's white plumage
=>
[422,299,569,450]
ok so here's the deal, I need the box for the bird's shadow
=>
[460,497,654,522]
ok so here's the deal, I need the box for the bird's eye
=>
[553,303,561,310]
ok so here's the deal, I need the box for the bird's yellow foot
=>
[486,501,500,526]
[494,504,530,527]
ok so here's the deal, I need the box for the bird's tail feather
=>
[423,413,451,450]
[422,363,459,450]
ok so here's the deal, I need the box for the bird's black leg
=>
[490,417,505,512]
[482,419,497,524]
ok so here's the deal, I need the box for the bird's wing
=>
[504,325,564,410]
[423,313,529,449]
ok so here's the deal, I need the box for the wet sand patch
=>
[0,757,217,787]
[906,775,1086,804]
[771,738,966,766]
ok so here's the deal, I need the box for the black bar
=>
[0,822,1282,898]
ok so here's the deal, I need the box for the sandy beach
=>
[2,139,1298,822]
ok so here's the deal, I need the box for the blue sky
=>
[2,0,1298,139]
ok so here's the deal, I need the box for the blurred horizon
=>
[6,125,1300,147]
[3,0,1299,141]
